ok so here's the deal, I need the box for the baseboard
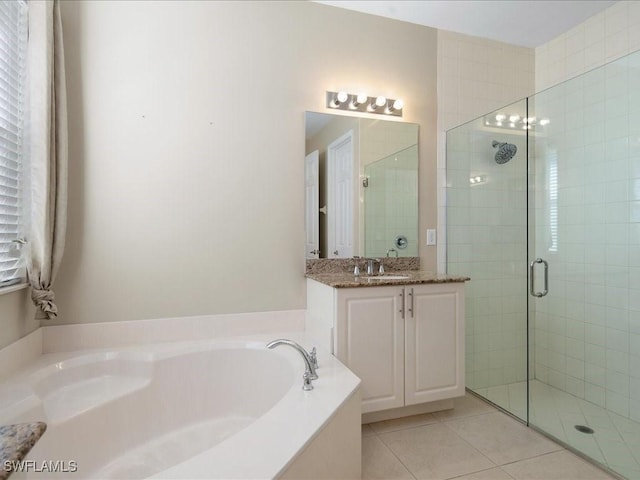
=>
[362,398,454,424]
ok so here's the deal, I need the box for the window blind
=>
[548,149,558,253]
[0,0,28,287]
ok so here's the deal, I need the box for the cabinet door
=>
[405,283,465,405]
[334,286,404,413]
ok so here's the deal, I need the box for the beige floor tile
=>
[432,393,496,421]
[501,450,616,479]
[451,467,514,480]
[379,423,495,479]
[445,412,562,465]
[362,435,415,480]
[368,413,439,434]
[362,423,376,437]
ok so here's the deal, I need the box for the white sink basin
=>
[366,275,411,280]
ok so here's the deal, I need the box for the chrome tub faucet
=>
[266,339,319,391]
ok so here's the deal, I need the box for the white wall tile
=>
[443,1,640,428]
[586,382,606,406]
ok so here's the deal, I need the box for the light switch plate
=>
[426,229,437,245]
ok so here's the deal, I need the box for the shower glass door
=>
[446,99,529,421]
[527,50,640,478]
[448,49,640,478]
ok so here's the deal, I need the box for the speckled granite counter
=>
[306,271,470,288]
[0,422,46,480]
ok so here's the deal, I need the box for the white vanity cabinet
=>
[334,285,405,413]
[306,279,466,416]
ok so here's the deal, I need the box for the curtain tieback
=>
[31,287,58,318]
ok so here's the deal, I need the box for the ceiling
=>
[314,0,617,48]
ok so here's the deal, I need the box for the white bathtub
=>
[0,335,361,479]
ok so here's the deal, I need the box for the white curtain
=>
[26,0,68,320]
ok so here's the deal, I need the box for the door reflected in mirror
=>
[305,112,418,259]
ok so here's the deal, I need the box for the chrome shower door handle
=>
[529,258,549,297]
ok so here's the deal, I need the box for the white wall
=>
[53,0,438,325]
[0,288,37,349]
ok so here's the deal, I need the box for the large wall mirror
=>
[305,112,419,259]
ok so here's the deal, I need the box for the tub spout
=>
[266,339,318,391]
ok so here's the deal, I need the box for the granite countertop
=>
[0,422,46,480]
[306,270,470,288]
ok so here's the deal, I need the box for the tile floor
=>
[362,393,618,480]
[475,380,640,479]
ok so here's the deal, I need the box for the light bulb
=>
[509,115,520,122]
[495,114,506,121]
[369,96,386,111]
[329,91,349,108]
[392,99,404,110]
[540,118,550,126]
[352,93,368,108]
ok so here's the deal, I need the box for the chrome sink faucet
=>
[365,258,384,275]
[353,256,361,276]
[266,339,319,391]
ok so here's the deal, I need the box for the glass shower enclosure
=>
[446,49,640,479]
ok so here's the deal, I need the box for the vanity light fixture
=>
[326,91,403,117]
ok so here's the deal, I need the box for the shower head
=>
[492,140,517,164]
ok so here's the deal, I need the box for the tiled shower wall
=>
[360,122,419,257]
[531,49,640,423]
[531,1,640,423]
[437,30,534,391]
[443,1,640,416]
[535,1,640,92]
[364,146,418,258]
[437,30,535,274]
[446,118,528,391]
